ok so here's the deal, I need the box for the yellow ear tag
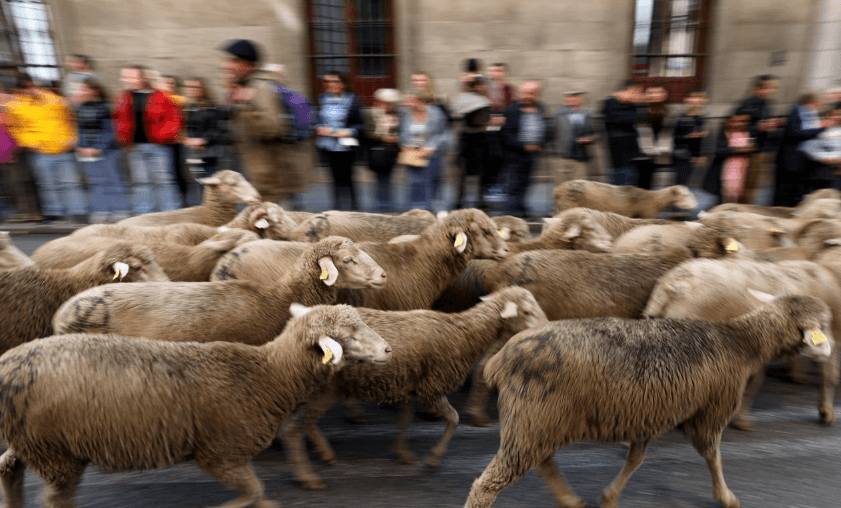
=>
[454,233,465,248]
[725,240,739,252]
[319,266,329,280]
[112,268,120,280]
[769,227,783,233]
[322,348,333,364]
[808,330,828,346]
[497,230,505,237]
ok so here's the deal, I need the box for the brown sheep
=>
[698,210,798,250]
[464,295,833,508]
[221,201,299,240]
[748,218,841,262]
[0,243,169,357]
[552,207,674,239]
[492,215,532,243]
[52,237,387,346]
[612,222,743,257]
[553,180,697,218]
[0,304,391,508]
[33,229,259,282]
[287,208,437,243]
[282,287,548,489]
[0,232,35,270]
[118,169,261,226]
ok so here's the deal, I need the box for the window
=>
[631,0,712,101]
[307,0,397,105]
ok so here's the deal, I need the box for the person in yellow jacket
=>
[2,75,86,222]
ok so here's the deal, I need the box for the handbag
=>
[398,147,430,168]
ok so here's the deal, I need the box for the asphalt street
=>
[3,233,840,508]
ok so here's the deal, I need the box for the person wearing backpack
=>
[220,39,311,207]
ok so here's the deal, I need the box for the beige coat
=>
[231,70,311,200]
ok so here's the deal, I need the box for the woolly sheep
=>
[553,180,698,218]
[210,239,307,282]
[118,169,261,226]
[749,219,841,262]
[698,210,799,250]
[0,304,391,508]
[552,207,674,239]
[33,229,259,282]
[53,237,387,346]
[282,287,548,489]
[643,252,841,427]
[0,243,169,357]
[0,232,35,270]
[222,201,299,240]
[463,295,834,508]
[612,222,743,257]
[287,209,437,243]
[492,215,531,243]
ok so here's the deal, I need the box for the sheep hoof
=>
[321,454,337,464]
[254,501,283,508]
[716,488,740,508]
[597,493,618,508]
[394,452,417,465]
[729,416,755,432]
[424,454,441,468]
[819,406,836,426]
[465,410,490,427]
[300,477,326,490]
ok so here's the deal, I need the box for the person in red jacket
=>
[112,65,183,215]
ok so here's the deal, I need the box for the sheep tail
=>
[642,280,684,318]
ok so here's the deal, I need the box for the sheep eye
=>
[131,263,142,271]
[343,258,355,264]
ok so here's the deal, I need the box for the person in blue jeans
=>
[399,88,449,211]
[75,78,129,223]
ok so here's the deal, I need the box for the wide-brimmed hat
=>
[374,88,402,104]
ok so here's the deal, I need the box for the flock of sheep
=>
[0,169,837,508]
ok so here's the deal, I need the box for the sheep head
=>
[480,286,548,337]
[746,290,834,362]
[440,209,509,261]
[97,244,170,282]
[668,185,698,210]
[542,213,613,253]
[244,202,299,240]
[492,216,532,243]
[310,236,386,289]
[197,169,262,203]
[0,231,36,270]
[288,303,392,368]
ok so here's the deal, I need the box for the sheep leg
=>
[39,458,86,508]
[683,424,740,508]
[344,397,366,423]
[394,401,417,465]
[280,391,340,490]
[424,396,459,468]
[731,368,765,431]
[199,461,280,508]
[463,450,530,508]
[597,439,650,508]
[0,449,25,508]
[535,457,586,508]
[818,342,838,425]
[464,341,505,427]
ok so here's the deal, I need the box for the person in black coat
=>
[772,93,826,207]
[183,77,228,206]
[602,80,644,186]
[702,112,757,203]
[671,89,708,187]
[500,81,549,218]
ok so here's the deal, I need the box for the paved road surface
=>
[3,234,840,508]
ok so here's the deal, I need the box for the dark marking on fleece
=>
[66,290,113,331]
[499,331,565,400]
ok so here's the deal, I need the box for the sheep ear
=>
[196,175,222,186]
[747,288,776,304]
[824,238,841,246]
[479,291,498,302]
[684,221,703,229]
[318,337,343,366]
[498,227,511,240]
[318,257,339,286]
[254,218,270,230]
[563,225,582,240]
[542,217,561,225]
[436,211,449,220]
[697,210,708,219]
[499,301,519,319]
[289,303,312,318]
[454,232,468,253]
[112,262,129,281]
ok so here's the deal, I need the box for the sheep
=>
[0,243,169,358]
[222,201,299,240]
[282,286,548,489]
[552,207,674,240]
[492,215,531,243]
[33,229,259,282]
[52,237,387,346]
[0,303,392,508]
[612,222,743,257]
[287,208,437,243]
[748,219,841,262]
[708,188,841,218]
[463,294,834,508]
[643,252,841,427]
[432,213,614,314]
[0,232,35,270]
[553,180,698,218]
[210,239,307,282]
[698,210,797,250]
[118,169,261,226]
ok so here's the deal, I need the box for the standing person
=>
[451,75,492,209]
[220,39,311,209]
[156,75,189,206]
[3,74,85,223]
[772,92,827,207]
[636,83,670,189]
[63,54,100,108]
[553,91,597,183]
[481,62,514,208]
[112,65,184,216]
[734,74,785,204]
[602,80,644,186]
[364,88,401,213]
[702,113,756,204]
[182,77,226,206]
[0,89,40,223]
[500,81,549,218]
[315,71,364,210]
[75,78,130,223]
[411,71,452,205]
[398,88,448,211]
[800,106,841,191]
[671,88,708,187]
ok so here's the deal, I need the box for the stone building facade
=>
[46,0,841,112]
